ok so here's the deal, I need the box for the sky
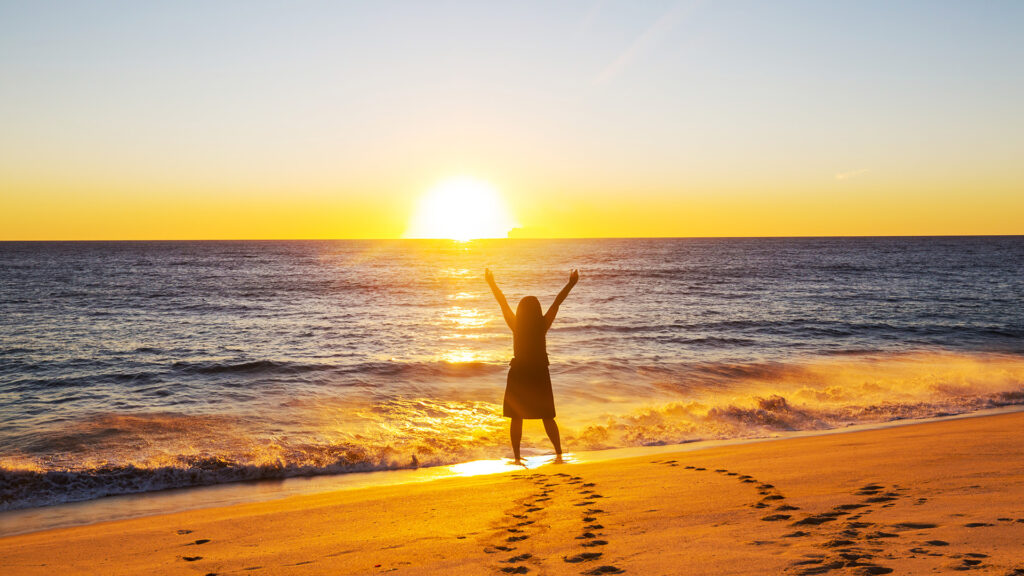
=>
[1,0,1022,239]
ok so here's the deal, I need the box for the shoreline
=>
[3,405,1021,539]
[2,408,1023,574]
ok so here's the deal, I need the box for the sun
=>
[405,177,517,240]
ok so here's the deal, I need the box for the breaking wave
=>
[3,351,1023,512]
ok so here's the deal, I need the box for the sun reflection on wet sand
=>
[449,453,576,477]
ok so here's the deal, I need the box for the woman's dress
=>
[502,325,555,419]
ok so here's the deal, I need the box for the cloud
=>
[593,2,694,86]
[835,168,869,181]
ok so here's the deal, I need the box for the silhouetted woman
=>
[485,268,579,465]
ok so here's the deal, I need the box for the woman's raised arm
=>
[544,269,579,330]
[485,268,516,331]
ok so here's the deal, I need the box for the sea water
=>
[1,237,1023,511]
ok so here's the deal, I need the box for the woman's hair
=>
[515,296,544,334]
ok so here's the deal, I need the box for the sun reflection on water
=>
[437,301,497,362]
[440,349,491,363]
[447,292,476,301]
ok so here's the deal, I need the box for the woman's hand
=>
[485,268,495,285]
[569,269,579,286]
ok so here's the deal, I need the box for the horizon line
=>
[1,234,1022,242]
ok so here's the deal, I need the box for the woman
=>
[485,268,579,465]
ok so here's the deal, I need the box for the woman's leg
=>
[542,418,562,458]
[510,418,523,462]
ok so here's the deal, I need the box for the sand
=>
[2,412,1023,575]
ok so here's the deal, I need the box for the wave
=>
[3,351,1023,512]
[167,358,509,379]
[0,451,422,512]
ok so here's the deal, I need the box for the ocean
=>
[1,237,1023,512]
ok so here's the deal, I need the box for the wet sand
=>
[2,411,1023,575]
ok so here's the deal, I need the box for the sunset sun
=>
[405,177,516,241]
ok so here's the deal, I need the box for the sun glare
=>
[405,177,516,240]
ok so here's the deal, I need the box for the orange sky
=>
[2,2,1022,240]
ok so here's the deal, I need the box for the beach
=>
[2,411,1022,575]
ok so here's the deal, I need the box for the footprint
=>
[500,567,528,574]
[564,552,603,563]
[582,566,624,575]
[793,514,843,526]
[762,514,791,521]
[925,540,949,546]
[504,554,533,563]
[176,529,193,535]
[582,540,609,548]
[576,532,598,539]
[963,522,994,528]
[507,535,529,542]
[191,539,211,545]
[892,522,937,530]
[182,556,203,562]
